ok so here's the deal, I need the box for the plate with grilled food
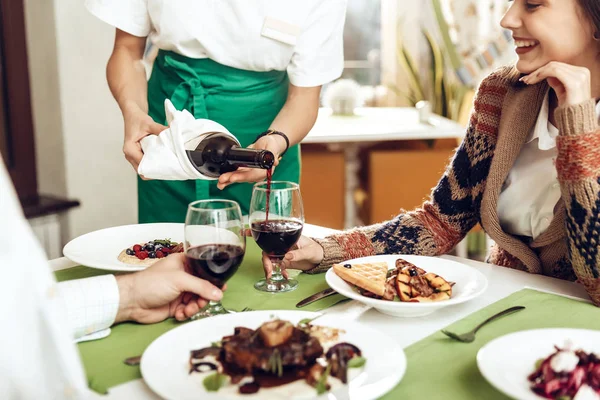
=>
[141,310,406,400]
[325,255,488,317]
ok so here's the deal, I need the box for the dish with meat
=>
[140,310,407,400]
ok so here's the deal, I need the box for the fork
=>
[441,306,526,343]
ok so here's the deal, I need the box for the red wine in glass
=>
[250,181,303,293]
[251,220,303,258]
[186,244,245,288]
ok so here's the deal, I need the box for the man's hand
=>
[115,253,223,324]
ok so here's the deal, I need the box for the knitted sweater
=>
[309,66,600,306]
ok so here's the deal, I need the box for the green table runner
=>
[381,288,600,399]
[55,239,346,394]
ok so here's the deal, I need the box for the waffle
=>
[333,262,388,296]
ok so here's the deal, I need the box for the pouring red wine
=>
[249,181,304,293]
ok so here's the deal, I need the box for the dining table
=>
[52,223,595,400]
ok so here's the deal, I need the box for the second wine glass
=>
[185,199,245,318]
[250,181,304,293]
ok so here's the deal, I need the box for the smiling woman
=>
[262,0,600,308]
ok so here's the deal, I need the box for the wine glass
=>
[184,199,245,318]
[249,181,304,293]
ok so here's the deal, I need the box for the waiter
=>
[86,0,347,222]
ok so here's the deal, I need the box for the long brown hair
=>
[577,0,600,35]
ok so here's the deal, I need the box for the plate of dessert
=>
[325,255,488,317]
[63,223,184,271]
[140,310,406,400]
[477,328,600,400]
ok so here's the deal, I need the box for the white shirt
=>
[85,0,347,87]
[0,160,119,398]
[497,91,600,239]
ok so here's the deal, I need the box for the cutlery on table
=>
[122,307,255,366]
[296,288,337,308]
[441,306,526,343]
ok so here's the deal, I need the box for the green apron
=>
[139,50,301,223]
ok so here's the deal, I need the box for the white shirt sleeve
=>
[85,0,151,37]
[287,0,347,87]
[0,162,92,398]
[57,275,120,340]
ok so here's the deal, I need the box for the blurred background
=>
[1,0,515,260]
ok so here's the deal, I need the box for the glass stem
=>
[206,300,224,313]
[270,261,286,282]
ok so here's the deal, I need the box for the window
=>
[341,0,382,86]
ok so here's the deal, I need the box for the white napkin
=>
[138,99,236,180]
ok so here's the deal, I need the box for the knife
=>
[296,288,337,308]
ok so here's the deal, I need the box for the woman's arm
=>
[107,29,166,172]
[521,61,600,305]
[260,67,516,277]
[216,83,321,188]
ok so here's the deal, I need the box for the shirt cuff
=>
[305,236,347,274]
[287,68,343,88]
[554,99,598,136]
[57,275,120,340]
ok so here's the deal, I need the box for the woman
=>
[266,0,600,306]
[85,0,346,222]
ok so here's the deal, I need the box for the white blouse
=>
[85,0,347,87]
[497,91,600,239]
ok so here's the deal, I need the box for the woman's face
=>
[500,0,598,73]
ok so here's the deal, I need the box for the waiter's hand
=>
[114,253,224,323]
[217,135,285,190]
[123,104,167,173]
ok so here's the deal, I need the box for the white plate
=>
[63,223,184,271]
[325,254,488,317]
[141,310,406,400]
[477,328,600,400]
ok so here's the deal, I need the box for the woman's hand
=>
[115,253,224,323]
[261,236,324,278]
[216,134,286,190]
[122,104,167,173]
[520,61,592,107]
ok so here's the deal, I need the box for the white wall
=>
[381,1,426,106]
[25,0,137,242]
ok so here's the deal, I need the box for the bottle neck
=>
[186,133,275,178]
[226,147,275,169]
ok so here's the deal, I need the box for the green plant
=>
[391,26,469,122]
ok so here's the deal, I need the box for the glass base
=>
[254,277,298,293]
[190,300,230,320]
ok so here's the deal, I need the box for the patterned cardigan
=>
[309,66,600,306]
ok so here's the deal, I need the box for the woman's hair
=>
[577,0,600,35]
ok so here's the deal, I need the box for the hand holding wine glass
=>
[260,235,324,278]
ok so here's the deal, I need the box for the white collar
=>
[526,90,600,150]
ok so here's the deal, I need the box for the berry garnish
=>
[126,248,135,256]
[133,244,142,252]
[144,244,155,252]
[137,251,149,260]
[156,250,165,258]
[161,247,171,254]
[148,251,157,259]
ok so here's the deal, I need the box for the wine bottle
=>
[186,132,275,178]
